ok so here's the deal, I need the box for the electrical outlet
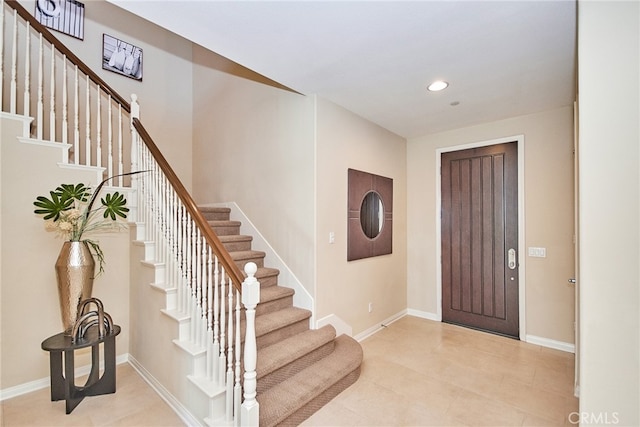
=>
[329,232,335,244]
[368,302,373,313]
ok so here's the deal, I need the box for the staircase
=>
[1,1,364,424]
[201,206,363,426]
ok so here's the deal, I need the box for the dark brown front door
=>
[441,142,519,338]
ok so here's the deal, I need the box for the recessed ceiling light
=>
[427,80,449,92]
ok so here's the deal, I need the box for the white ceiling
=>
[107,0,577,139]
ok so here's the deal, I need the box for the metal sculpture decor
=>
[71,298,114,342]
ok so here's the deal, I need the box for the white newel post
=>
[130,94,140,223]
[241,262,260,426]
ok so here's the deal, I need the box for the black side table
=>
[41,325,121,414]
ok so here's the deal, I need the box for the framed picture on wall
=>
[102,34,143,81]
[35,0,85,40]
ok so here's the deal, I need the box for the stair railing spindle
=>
[213,255,220,383]
[108,96,114,176]
[36,33,43,139]
[219,268,227,385]
[49,43,55,141]
[61,55,67,145]
[84,78,90,165]
[73,65,78,163]
[23,22,29,118]
[226,272,234,422]
[206,248,214,380]
[96,86,101,168]
[10,9,16,113]
[234,288,241,426]
[117,104,123,183]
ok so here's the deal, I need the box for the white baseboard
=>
[406,308,441,322]
[127,355,200,427]
[354,310,407,342]
[0,354,129,401]
[316,314,352,337]
[525,334,575,353]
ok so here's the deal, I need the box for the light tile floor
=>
[302,316,578,426]
[1,316,578,426]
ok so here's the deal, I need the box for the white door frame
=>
[435,135,526,341]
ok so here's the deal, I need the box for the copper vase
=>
[55,241,95,335]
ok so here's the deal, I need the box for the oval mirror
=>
[360,191,384,239]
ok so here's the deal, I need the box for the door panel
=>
[441,142,519,338]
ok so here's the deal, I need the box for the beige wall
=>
[1,115,131,389]
[17,0,194,189]
[1,1,195,390]
[316,97,407,335]
[407,106,575,345]
[191,44,316,291]
[578,1,640,424]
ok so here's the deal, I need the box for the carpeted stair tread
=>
[260,285,294,304]
[199,206,231,221]
[245,267,280,288]
[230,249,266,261]
[255,307,311,338]
[218,234,252,243]
[257,324,336,378]
[257,335,363,427]
[256,325,337,393]
[207,219,241,228]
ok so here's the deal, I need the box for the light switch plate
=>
[528,247,546,258]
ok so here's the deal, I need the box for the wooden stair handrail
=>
[132,118,245,292]
[5,0,131,112]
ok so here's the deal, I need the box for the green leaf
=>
[55,183,90,203]
[33,191,74,221]
[101,192,129,221]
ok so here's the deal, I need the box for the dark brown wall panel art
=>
[347,169,393,261]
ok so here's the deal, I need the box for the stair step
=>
[199,206,231,221]
[219,285,293,316]
[218,234,253,252]
[257,335,363,427]
[230,249,266,269]
[207,220,241,236]
[255,307,311,349]
[257,325,337,394]
[248,267,280,288]
[257,286,295,316]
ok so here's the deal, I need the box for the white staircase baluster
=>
[226,273,234,422]
[61,55,67,145]
[96,86,101,168]
[213,256,220,383]
[195,229,202,347]
[85,79,90,165]
[73,65,79,163]
[23,23,29,118]
[219,269,226,385]
[234,288,241,426]
[241,263,260,426]
[37,34,43,139]
[10,9,16,113]
[117,104,123,184]
[107,98,113,178]
[207,248,214,380]
[49,43,55,141]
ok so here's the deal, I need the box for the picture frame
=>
[35,0,85,40]
[102,34,143,81]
